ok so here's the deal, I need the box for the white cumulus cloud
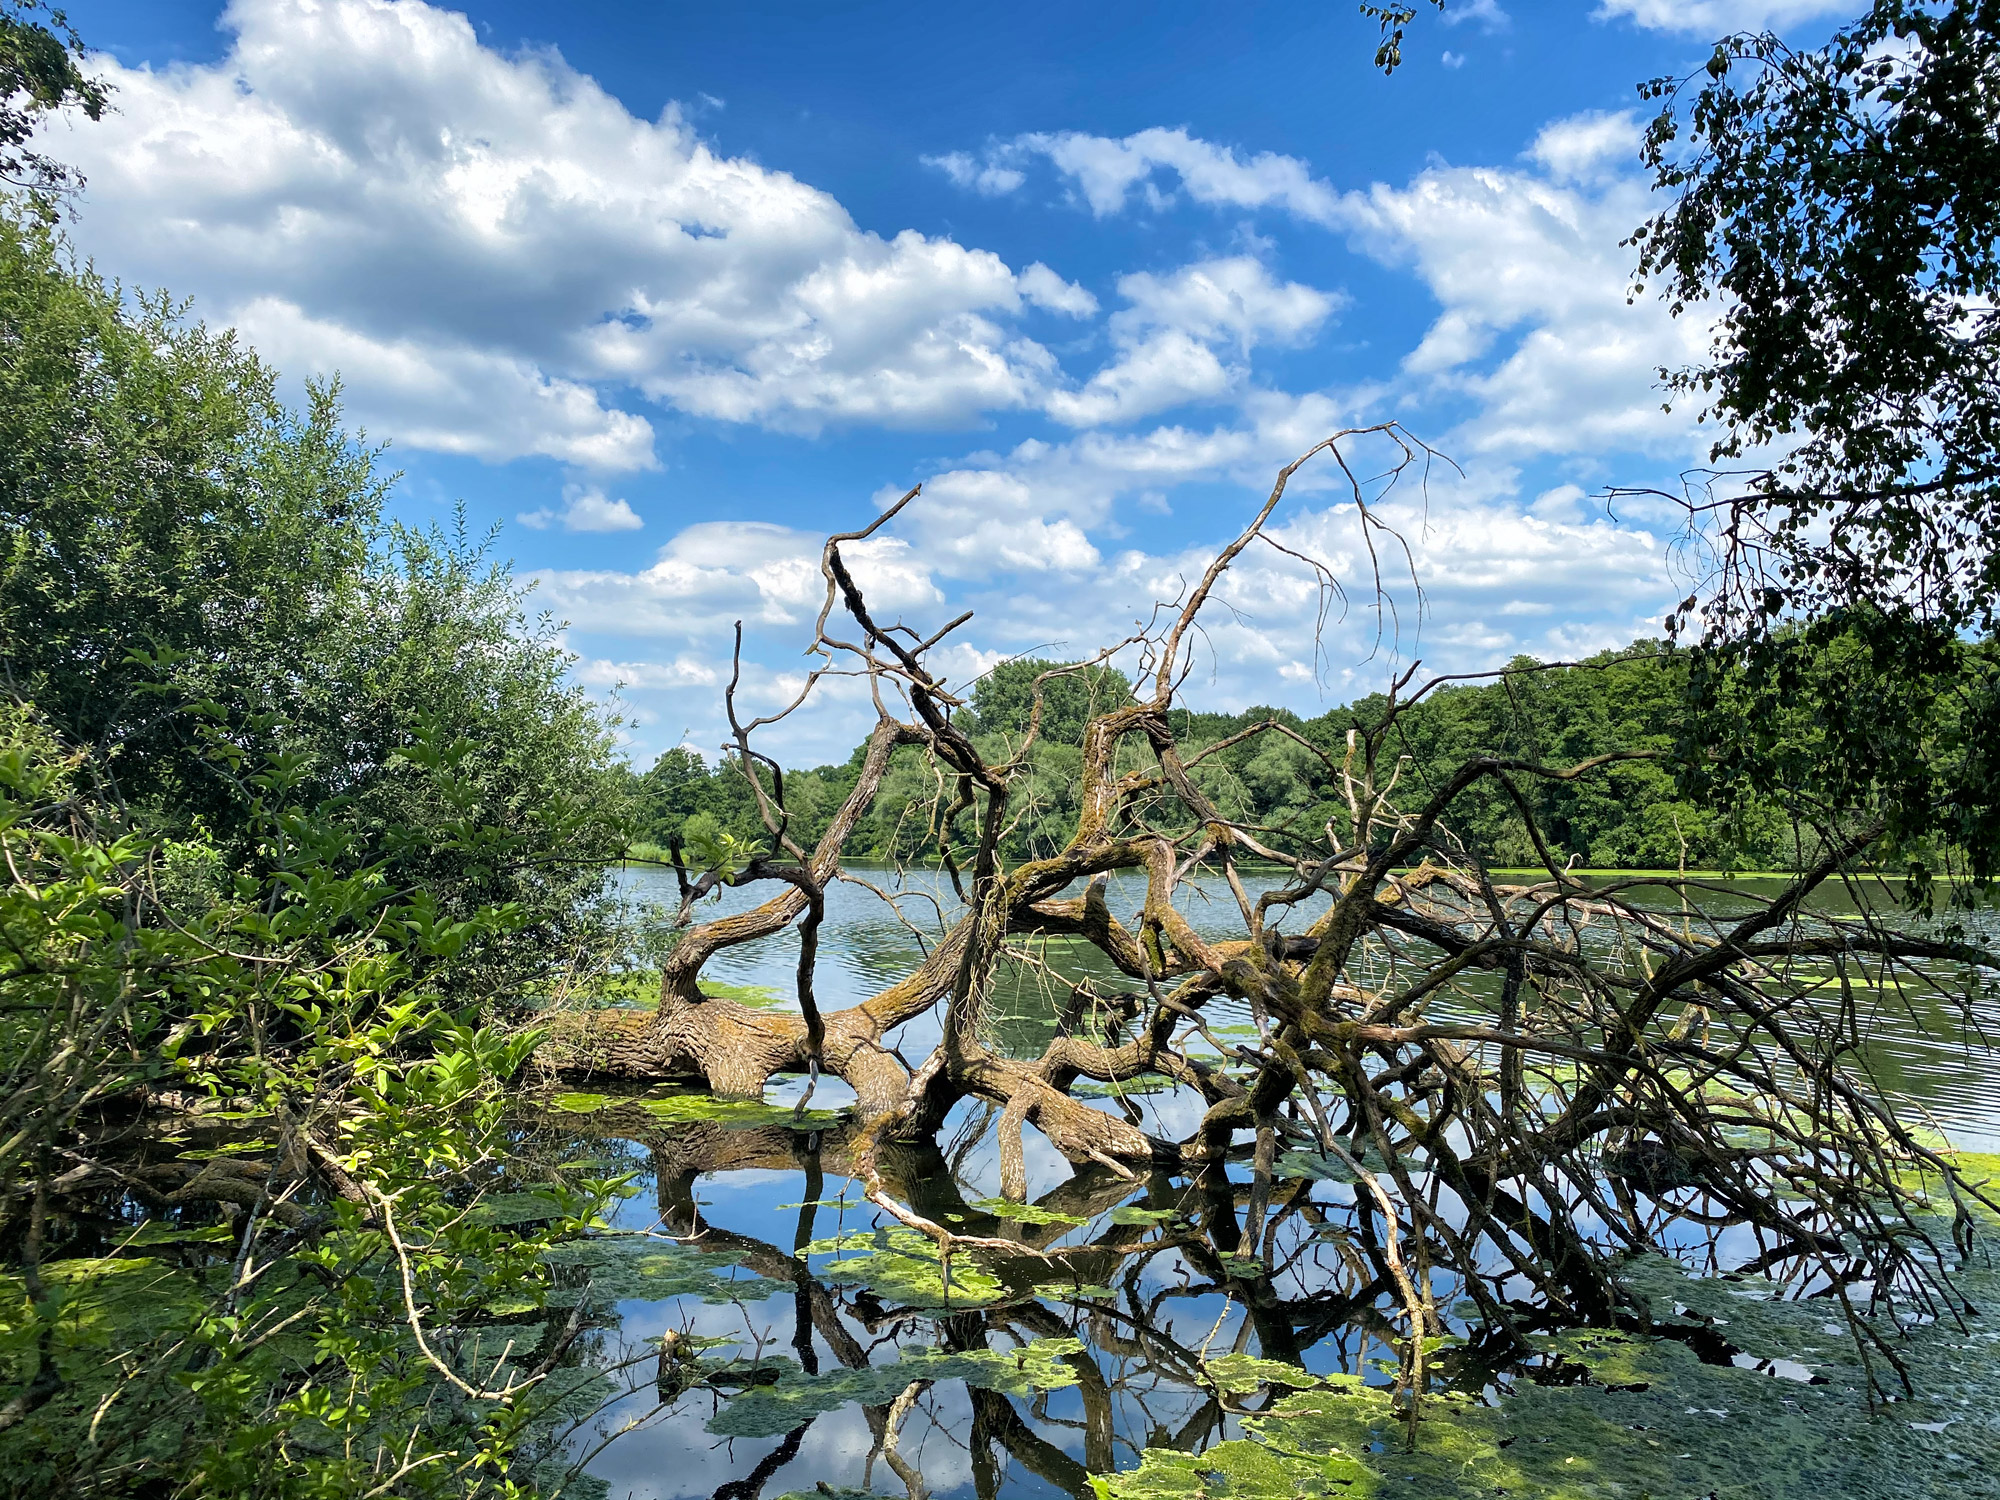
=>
[52,0,1090,463]
[1018,262,1100,317]
[1526,109,1646,184]
[1116,257,1337,348]
[1335,111,1711,459]
[1445,0,1512,30]
[517,483,644,532]
[531,522,940,640]
[923,149,1026,196]
[1594,0,1852,35]
[1047,257,1340,427]
[553,401,1683,766]
[933,126,1342,225]
[473,101,1710,762]
[574,656,718,690]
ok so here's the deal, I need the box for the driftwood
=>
[554,427,2000,1385]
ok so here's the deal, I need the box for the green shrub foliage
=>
[0,204,631,996]
[0,203,640,1496]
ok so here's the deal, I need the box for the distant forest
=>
[624,641,1897,873]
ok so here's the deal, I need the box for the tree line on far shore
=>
[628,633,1994,878]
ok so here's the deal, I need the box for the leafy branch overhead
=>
[0,2,105,193]
[1361,2,1446,74]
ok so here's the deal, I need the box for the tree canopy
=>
[631,636,1955,877]
[1638,0,2000,638]
[0,203,632,995]
[0,209,642,1492]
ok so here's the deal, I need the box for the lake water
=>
[536,863,2000,1500]
[610,862,2000,1151]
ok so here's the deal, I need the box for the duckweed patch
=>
[175,1141,277,1161]
[1202,1353,1322,1395]
[542,1235,784,1306]
[705,1338,1086,1438]
[1033,1279,1116,1300]
[799,1228,1007,1308]
[635,1091,846,1129]
[1944,1149,2000,1203]
[1096,1243,2000,1500]
[703,981,790,1009]
[1071,1074,1177,1099]
[0,1258,241,1483]
[970,1197,1090,1227]
[472,1189,569,1226]
[0,1256,209,1377]
[117,1220,239,1247]
[549,1088,846,1131]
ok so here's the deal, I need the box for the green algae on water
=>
[969,1196,1090,1227]
[705,1338,1086,1438]
[1202,1353,1324,1395]
[117,1220,239,1247]
[1071,1073,1177,1098]
[541,1235,783,1306]
[1095,1240,2000,1500]
[472,1189,570,1226]
[0,1256,209,1372]
[549,1088,845,1131]
[799,1227,1007,1308]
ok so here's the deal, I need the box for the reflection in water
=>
[551,851,2000,1500]
[539,1107,1440,1500]
[530,1097,1997,1500]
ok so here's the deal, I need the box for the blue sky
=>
[51,0,1854,766]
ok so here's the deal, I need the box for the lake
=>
[517,864,2000,1500]
[610,861,2000,1150]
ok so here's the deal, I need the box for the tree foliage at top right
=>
[1635,0,2000,888]
[1639,1,2000,635]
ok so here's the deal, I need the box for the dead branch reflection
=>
[532,1095,1942,1500]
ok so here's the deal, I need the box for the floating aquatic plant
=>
[706,1338,1086,1438]
[542,1235,784,1306]
[1097,1244,2000,1500]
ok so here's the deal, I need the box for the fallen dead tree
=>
[555,426,2000,1392]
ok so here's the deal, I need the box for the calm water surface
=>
[609,863,2000,1149]
[541,863,2000,1500]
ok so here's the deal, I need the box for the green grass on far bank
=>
[1489,866,1805,880]
[1484,866,1960,881]
[616,844,1949,887]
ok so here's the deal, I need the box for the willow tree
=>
[562,428,1996,1386]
